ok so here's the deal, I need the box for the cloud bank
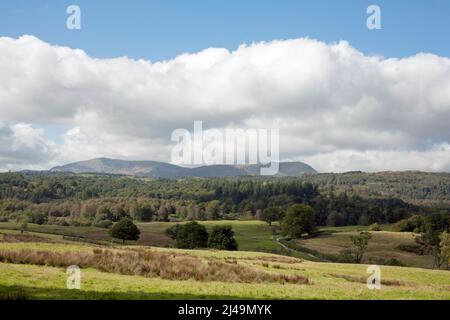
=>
[1,35,450,172]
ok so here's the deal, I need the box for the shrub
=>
[368,223,382,231]
[397,243,423,255]
[165,224,182,239]
[369,257,405,267]
[207,225,238,251]
[172,222,209,249]
[392,215,425,232]
[30,212,46,225]
[55,219,69,226]
[337,249,355,263]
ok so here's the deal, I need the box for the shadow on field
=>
[0,284,245,300]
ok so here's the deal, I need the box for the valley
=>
[0,231,449,300]
[0,169,449,300]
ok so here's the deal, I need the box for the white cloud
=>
[299,144,450,173]
[0,123,56,171]
[1,35,450,172]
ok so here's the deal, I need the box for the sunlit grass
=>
[0,240,449,300]
[296,230,435,268]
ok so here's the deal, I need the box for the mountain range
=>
[50,158,317,179]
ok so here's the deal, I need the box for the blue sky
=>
[2,1,450,172]
[1,0,450,61]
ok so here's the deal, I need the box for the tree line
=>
[0,172,446,228]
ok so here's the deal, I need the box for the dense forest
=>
[0,171,447,228]
[298,171,450,207]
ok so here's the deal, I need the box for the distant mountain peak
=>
[50,158,317,178]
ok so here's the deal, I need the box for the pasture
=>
[0,236,449,300]
[0,221,438,268]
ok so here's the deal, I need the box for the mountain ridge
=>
[50,158,317,178]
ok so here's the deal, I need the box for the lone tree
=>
[208,225,238,251]
[109,218,140,244]
[281,204,315,238]
[260,207,282,226]
[167,221,209,249]
[350,231,372,263]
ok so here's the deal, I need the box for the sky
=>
[1,0,450,172]
[2,0,450,60]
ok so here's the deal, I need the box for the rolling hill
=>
[298,171,450,206]
[50,158,317,178]
[0,228,449,300]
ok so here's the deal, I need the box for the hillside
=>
[48,160,450,207]
[49,158,317,178]
[291,227,436,269]
[51,158,188,179]
[0,232,449,300]
[298,171,450,207]
[0,221,439,269]
[1,172,421,228]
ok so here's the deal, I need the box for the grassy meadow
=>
[0,221,440,267]
[0,235,449,300]
[0,221,448,300]
[0,220,293,256]
[295,229,435,268]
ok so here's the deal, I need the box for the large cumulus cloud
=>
[0,123,56,170]
[1,35,450,172]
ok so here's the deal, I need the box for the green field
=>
[0,221,440,268]
[140,220,283,251]
[0,237,449,300]
[0,221,300,256]
[294,228,436,269]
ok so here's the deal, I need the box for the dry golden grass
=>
[0,240,449,299]
[0,247,309,285]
